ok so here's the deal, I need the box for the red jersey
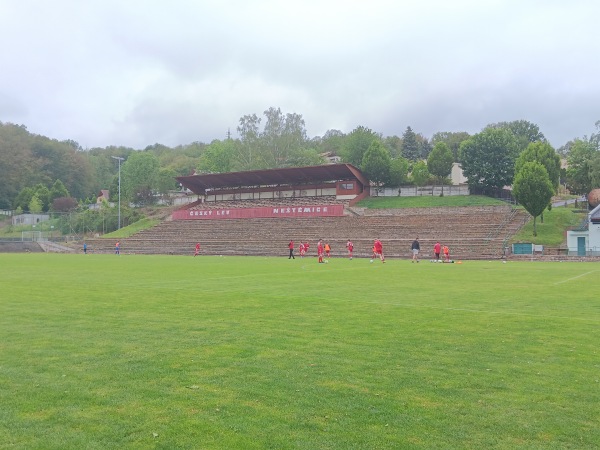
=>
[347,241,353,251]
[434,243,441,253]
[288,241,294,250]
[374,240,383,253]
[317,242,324,255]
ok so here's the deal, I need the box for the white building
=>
[566,204,600,256]
[451,162,467,185]
[12,213,50,226]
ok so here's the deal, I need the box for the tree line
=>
[1,112,599,234]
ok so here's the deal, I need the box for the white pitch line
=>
[553,270,599,285]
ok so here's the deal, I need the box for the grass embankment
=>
[510,206,585,246]
[0,217,159,240]
[1,254,599,449]
[356,195,508,208]
[101,217,160,239]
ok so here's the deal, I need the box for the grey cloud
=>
[1,0,599,149]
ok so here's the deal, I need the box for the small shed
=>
[566,203,600,256]
[12,213,50,226]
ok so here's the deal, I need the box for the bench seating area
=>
[186,196,344,210]
[80,205,530,260]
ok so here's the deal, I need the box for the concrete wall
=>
[0,242,43,252]
[451,163,467,185]
[371,185,470,197]
[12,214,49,225]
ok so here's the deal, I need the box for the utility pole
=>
[111,156,125,229]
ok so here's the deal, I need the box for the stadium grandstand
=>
[177,163,369,208]
[79,164,529,259]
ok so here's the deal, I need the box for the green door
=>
[577,237,586,256]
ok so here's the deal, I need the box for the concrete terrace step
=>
[78,205,528,260]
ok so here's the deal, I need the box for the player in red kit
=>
[433,241,441,261]
[317,239,324,263]
[194,242,200,257]
[346,239,354,259]
[299,242,306,257]
[373,239,385,263]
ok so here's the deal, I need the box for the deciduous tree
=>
[13,187,34,212]
[361,141,391,188]
[120,152,160,204]
[198,139,236,173]
[427,142,454,193]
[389,157,410,187]
[459,128,520,195]
[52,196,78,212]
[341,126,379,167]
[411,161,430,186]
[29,194,43,213]
[515,141,561,191]
[485,119,546,152]
[49,179,70,204]
[236,113,261,170]
[383,135,402,159]
[431,131,470,161]
[261,107,301,167]
[513,162,554,236]
[33,184,50,212]
[285,147,325,167]
[588,152,600,190]
[315,129,346,159]
[0,123,35,208]
[156,168,178,200]
[566,139,596,195]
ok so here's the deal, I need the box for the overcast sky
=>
[1,0,599,150]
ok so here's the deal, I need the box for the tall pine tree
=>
[401,126,420,161]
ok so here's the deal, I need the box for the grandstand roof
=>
[177,164,368,194]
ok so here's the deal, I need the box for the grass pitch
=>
[1,254,599,449]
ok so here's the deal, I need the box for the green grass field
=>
[356,195,508,208]
[1,254,599,449]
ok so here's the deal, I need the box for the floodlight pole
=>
[111,156,125,229]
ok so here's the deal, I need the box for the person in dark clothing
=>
[411,237,420,263]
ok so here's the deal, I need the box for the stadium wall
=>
[172,204,345,220]
[372,185,469,197]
